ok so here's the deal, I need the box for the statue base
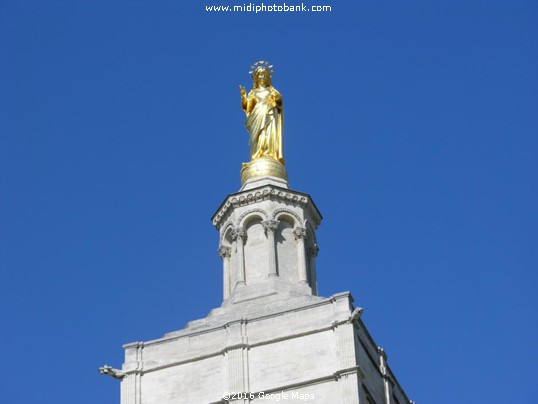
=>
[240,157,288,187]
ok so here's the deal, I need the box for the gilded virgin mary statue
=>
[239,62,288,185]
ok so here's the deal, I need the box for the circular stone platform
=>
[240,157,288,185]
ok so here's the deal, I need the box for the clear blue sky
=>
[1,1,536,403]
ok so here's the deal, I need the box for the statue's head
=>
[253,67,272,88]
[249,61,274,88]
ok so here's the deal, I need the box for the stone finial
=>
[261,220,279,233]
[99,365,125,380]
[293,227,307,240]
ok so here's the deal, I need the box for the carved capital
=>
[218,245,232,259]
[307,244,319,257]
[261,220,279,233]
[231,227,246,242]
[293,227,307,240]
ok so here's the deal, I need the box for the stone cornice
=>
[124,323,356,376]
[211,185,322,229]
[133,292,352,347]
[334,365,366,380]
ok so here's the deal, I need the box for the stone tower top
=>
[212,183,322,305]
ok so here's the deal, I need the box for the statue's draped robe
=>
[245,88,283,163]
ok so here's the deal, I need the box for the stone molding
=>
[218,222,234,244]
[208,366,367,403]
[237,208,269,227]
[333,365,366,381]
[220,207,306,241]
[123,341,145,349]
[223,343,250,352]
[122,297,357,376]
[272,208,303,226]
[116,290,416,404]
[121,325,361,377]
[212,185,321,229]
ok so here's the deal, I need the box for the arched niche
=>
[243,215,269,285]
[275,216,297,283]
[219,226,234,300]
[305,223,318,293]
[221,224,234,247]
[238,208,268,228]
[273,209,301,227]
[218,225,235,289]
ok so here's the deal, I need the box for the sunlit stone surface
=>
[118,179,412,404]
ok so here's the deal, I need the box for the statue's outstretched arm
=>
[239,85,247,112]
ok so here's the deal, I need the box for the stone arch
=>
[304,220,318,295]
[238,208,269,228]
[304,220,318,247]
[272,208,302,227]
[220,221,235,245]
[218,222,235,301]
[243,216,269,285]
[274,215,298,284]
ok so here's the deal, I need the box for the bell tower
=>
[213,174,321,305]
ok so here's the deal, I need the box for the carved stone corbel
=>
[218,245,232,259]
[99,365,125,380]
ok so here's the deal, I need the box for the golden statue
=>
[239,61,288,186]
[239,61,284,164]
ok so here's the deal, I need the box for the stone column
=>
[232,228,247,286]
[120,374,135,404]
[334,322,361,404]
[307,244,319,295]
[261,220,279,277]
[225,320,250,403]
[121,343,143,404]
[218,245,232,299]
[293,227,308,284]
[226,348,249,399]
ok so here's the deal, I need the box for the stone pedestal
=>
[240,157,288,187]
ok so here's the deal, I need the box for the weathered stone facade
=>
[114,176,413,403]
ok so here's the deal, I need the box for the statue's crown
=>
[249,61,274,77]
